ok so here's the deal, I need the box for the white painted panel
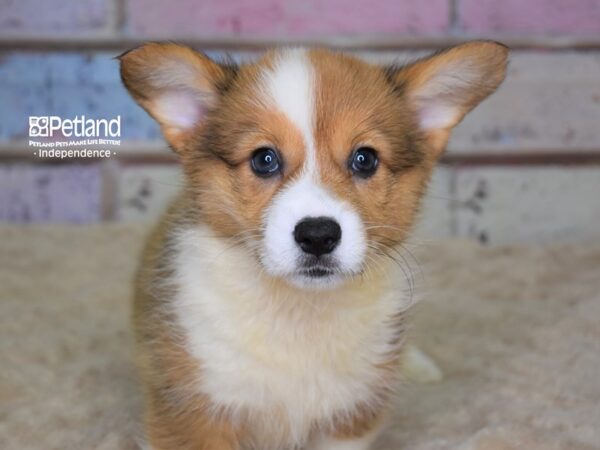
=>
[412,166,454,241]
[454,167,600,244]
[115,165,182,221]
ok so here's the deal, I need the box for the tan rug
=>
[1,224,599,450]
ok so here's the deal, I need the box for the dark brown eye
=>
[250,147,281,177]
[350,147,378,178]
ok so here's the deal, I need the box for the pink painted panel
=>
[459,0,600,34]
[127,0,450,38]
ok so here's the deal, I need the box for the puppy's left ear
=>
[390,41,509,157]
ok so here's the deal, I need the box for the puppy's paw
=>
[401,345,443,384]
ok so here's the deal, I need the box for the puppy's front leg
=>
[144,403,240,450]
[309,423,382,450]
[310,429,380,450]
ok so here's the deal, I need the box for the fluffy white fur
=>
[260,49,317,171]
[172,224,412,449]
[262,175,367,289]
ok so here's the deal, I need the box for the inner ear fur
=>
[388,40,509,158]
[119,42,237,152]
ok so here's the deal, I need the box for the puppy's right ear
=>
[119,43,236,152]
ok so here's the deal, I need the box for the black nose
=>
[294,217,342,257]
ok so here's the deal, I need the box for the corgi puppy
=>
[120,41,508,450]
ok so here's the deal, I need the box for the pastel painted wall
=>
[1,0,599,244]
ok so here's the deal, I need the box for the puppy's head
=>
[120,42,508,289]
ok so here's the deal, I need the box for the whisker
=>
[366,239,418,304]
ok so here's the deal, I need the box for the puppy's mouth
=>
[299,254,338,274]
[294,255,343,283]
[298,266,335,278]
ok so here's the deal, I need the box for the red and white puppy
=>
[120,42,507,450]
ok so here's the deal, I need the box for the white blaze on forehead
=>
[261,49,316,173]
[259,50,368,288]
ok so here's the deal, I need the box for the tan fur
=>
[309,49,434,249]
[134,196,254,449]
[122,42,508,449]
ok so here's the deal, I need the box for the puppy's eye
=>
[250,147,281,177]
[350,147,378,178]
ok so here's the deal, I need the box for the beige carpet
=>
[1,224,599,450]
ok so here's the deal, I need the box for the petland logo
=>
[29,115,121,138]
[28,115,121,159]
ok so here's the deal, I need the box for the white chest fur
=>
[171,226,411,448]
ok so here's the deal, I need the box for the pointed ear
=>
[390,41,508,156]
[119,43,236,152]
